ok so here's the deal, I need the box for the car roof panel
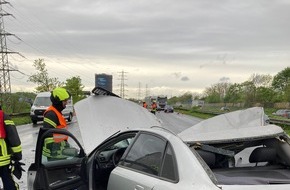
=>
[178,107,284,143]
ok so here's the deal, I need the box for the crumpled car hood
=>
[178,107,284,143]
[74,95,161,153]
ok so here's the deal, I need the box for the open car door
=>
[27,128,87,190]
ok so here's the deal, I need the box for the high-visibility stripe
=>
[43,118,57,128]
[4,120,15,125]
[12,145,22,153]
[0,139,7,155]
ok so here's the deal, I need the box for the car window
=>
[34,97,51,107]
[160,143,178,181]
[42,134,82,164]
[122,133,166,176]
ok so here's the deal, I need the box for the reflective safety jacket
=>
[43,106,69,159]
[44,106,68,142]
[0,111,22,166]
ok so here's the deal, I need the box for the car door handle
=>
[134,185,144,190]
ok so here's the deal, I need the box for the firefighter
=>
[42,87,71,161]
[151,101,157,114]
[142,101,147,108]
[0,106,24,190]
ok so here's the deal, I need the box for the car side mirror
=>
[62,148,79,157]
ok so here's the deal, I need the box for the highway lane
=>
[14,111,201,189]
[156,111,202,133]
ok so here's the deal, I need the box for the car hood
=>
[74,95,161,152]
[178,107,284,143]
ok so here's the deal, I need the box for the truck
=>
[156,95,167,110]
[144,95,167,111]
[144,96,157,108]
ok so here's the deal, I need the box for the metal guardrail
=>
[269,118,290,126]
[9,112,30,117]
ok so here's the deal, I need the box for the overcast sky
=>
[3,0,290,98]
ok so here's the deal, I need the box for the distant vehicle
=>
[144,95,168,111]
[144,96,157,108]
[157,95,167,110]
[220,106,230,111]
[192,100,204,107]
[272,109,290,118]
[164,105,174,113]
[30,92,74,124]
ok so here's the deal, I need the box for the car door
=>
[108,132,178,190]
[27,128,87,190]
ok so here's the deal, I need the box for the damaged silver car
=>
[27,88,290,190]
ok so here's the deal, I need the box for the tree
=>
[249,73,272,88]
[203,85,221,103]
[240,81,256,107]
[285,85,290,102]
[255,87,276,107]
[28,59,63,92]
[65,76,85,103]
[203,82,231,103]
[224,83,243,105]
[272,67,290,92]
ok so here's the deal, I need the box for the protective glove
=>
[12,160,25,180]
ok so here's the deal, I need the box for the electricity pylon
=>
[118,70,128,98]
[0,0,16,112]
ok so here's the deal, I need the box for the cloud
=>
[5,0,290,98]
[172,72,182,79]
[181,76,190,81]
[219,77,231,83]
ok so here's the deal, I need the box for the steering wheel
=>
[112,148,126,166]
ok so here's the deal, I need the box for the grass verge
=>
[11,116,32,126]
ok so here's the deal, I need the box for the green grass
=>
[11,116,32,126]
[175,108,214,119]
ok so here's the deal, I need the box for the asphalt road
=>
[13,111,201,190]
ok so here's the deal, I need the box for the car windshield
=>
[33,97,51,107]
[105,138,133,151]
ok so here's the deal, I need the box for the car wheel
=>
[67,113,73,122]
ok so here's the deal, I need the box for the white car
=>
[30,91,74,124]
[27,88,290,190]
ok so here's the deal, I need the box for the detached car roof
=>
[178,107,284,143]
[74,89,161,153]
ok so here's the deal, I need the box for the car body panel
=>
[27,128,87,190]
[178,107,282,143]
[74,95,161,153]
[108,129,220,190]
[28,91,290,190]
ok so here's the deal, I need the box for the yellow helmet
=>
[50,87,70,104]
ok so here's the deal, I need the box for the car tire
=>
[32,120,37,125]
